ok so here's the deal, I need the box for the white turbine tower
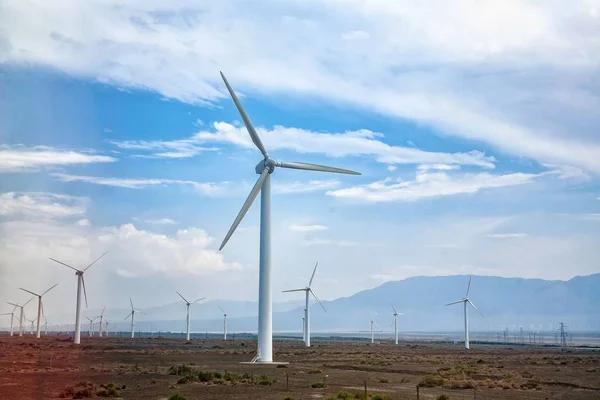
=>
[104,320,110,336]
[176,291,205,341]
[49,251,108,344]
[27,318,36,335]
[282,262,326,347]
[445,275,483,350]
[1,309,16,336]
[125,298,145,339]
[98,307,106,337]
[43,317,48,336]
[217,306,228,340]
[370,320,379,343]
[7,297,35,336]
[19,283,58,339]
[391,303,405,345]
[85,316,99,337]
[218,72,360,363]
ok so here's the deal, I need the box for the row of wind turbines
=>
[2,72,481,362]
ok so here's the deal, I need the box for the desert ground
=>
[0,335,599,400]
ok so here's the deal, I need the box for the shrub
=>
[308,368,322,374]
[257,374,276,385]
[169,364,194,376]
[177,374,197,384]
[310,381,326,388]
[419,375,444,387]
[277,364,288,368]
[379,378,389,383]
[168,395,187,400]
[372,395,392,400]
[59,381,96,398]
[436,395,450,400]
[97,383,121,397]
[197,371,215,382]
[333,391,354,400]
[283,397,296,400]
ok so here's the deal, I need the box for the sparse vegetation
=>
[436,395,450,400]
[378,378,389,383]
[308,368,322,374]
[419,375,444,387]
[168,395,187,400]
[59,381,96,398]
[310,381,326,388]
[96,382,121,397]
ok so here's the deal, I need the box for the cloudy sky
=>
[0,0,599,317]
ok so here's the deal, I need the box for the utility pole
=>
[559,322,568,348]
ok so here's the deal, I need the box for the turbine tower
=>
[282,262,326,347]
[1,309,16,336]
[444,275,483,349]
[85,316,99,337]
[98,307,106,337]
[391,303,405,345]
[104,320,110,337]
[49,251,108,344]
[125,298,145,339]
[27,317,36,335]
[176,291,205,341]
[218,306,228,340]
[218,72,360,363]
[369,320,379,343]
[19,283,58,339]
[7,297,35,336]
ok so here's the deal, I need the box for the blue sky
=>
[0,0,599,317]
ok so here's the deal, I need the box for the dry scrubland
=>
[0,336,599,399]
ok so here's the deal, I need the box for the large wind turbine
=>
[391,303,405,345]
[445,275,483,349]
[98,307,106,337]
[282,262,326,347]
[369,320,379,343]
[217,306,228,340]
[19,283,58,339]
[125,298,145,339]
[49,252,108,344]
[7,297,35,336]
[176,292,205,341]
[218,72,360,363]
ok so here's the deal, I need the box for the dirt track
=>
[0,335,599,399]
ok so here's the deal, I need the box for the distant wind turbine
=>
[98,307,106,337]
[27,317,37,335]
[370,320,379,343]
[7,297,35,336]
[218,306,228,340]
[19,283,58,339]
[1,309,16,336]
[176,291,205,341]
[218,72,360,363]
[282,262,326,347]
[125,298,145,339]
[445,275,483,349]
[85,316,99,337]
[49,251,108,344]
[391,303,405,345]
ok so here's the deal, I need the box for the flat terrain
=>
[0,335,599,399]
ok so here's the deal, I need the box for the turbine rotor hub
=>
[255,158,276,174]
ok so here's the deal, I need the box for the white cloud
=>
[1,1,598,171]
[0,145,116,172]
[327,169,541,202]
[418,164,460,171]
[303,237,362,247]
[111,137,218,159]
[144,218,177,225]
[76,219,91,226]
[289,224,328,232]
[484,233,529,239]
[387,165,397,172]
[274,180,341,194]
[51,173,233,196]
[0,192,87,218]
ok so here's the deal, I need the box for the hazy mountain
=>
[47,274,600,333]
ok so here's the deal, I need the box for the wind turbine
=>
[104,320,110,336]
[125,298,145,339]
[43,317,48,336]
[217,306,228,340]
[218,72,361,363]
[370,320,379,343]
[49,251,108,344]
[391,303,405,345]
[85,316,99,337]
[445,275,483,349]
[98,307,106,337]
[282,262,326,347]
[176,292,205,341]
[27,317,37,335]
[19,283,58,339]
[7,297,34,336]
[1,308,16,336]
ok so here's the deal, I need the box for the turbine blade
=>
[101,306,106,316]
[192,297,205,304]
[19,288,40,297]
[373,321,380,327]
[310,289,327,312]
[468,300,484,317]
[466,275,472,297]
[23,296,36,307]
[84,251,108,271]
[308,261,319,287]
[42,283,59,296]
[82,276,89,308]
[49,257,80,272]
[444,299,464,306]
[138,311,146,315]
[124,312,132,320]
[217,305,226,314]
[390,303,398,314]
[6,302,19,307]
[282,288,307,293]
[219,167,269,250]
[277,161,361,175]
[220,71,269,158]
[176,291,189,304]
[130,297,134,310]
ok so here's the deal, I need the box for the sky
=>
[0,0,599,320]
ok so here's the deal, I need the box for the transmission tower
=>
[558,322,568,348]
